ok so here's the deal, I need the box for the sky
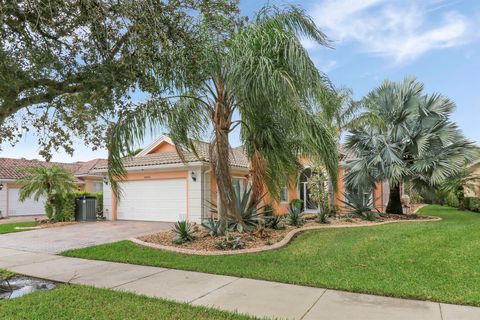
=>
[2,0,479,163]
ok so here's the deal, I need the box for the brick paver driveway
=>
[0,220,171,254]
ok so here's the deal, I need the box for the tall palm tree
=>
[108,5,338,227]
[344,77,477,214]
[18,165,77,220]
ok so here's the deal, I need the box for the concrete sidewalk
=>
[1,248,479,320]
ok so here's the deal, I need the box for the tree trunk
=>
[386,184,403,214]
[248,150,265,210]
[209,76,244,231]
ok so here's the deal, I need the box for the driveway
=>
[0,220,171,254]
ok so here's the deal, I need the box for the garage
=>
[8,188,45,216]
[116,179,187,222]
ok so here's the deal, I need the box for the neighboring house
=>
[464,159,480,197]
[97,135,389,223]
[0,158,106,217]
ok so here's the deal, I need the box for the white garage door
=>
[8,188,45,216]
[117,179,187,222]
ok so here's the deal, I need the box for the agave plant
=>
[265,215,286,230]
[208,185,265,233]
[340,192,379,221]
[286,203,305,227]
[172,220,196,244]
[202,216,224,237]
[228,186,265,233]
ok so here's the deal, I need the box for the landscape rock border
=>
[130,216,442,256]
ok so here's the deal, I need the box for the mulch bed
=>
[138,213,432,252]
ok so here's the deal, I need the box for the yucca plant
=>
[172,220,196,244]
[286,203,305,227]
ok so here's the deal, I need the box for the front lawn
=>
[0,284,255,320]
[0,221,38,234]
[63,205,480,306]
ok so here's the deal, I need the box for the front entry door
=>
[299,169,318,212]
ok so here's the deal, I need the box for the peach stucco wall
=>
[148,141,177,154]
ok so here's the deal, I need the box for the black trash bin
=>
[75,196,97,221]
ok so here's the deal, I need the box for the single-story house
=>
[0,158,106,217]
[97,135,389,223]
[464,159,480,197]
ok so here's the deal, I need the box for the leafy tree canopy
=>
[0,0,241,159]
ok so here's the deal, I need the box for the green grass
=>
[0,221,38,234]
[0,268,15,280]
[0,284,255,320]
[63,205,480,306]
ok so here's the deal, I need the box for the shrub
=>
[172,221,196,244]
[286,203,304,227]
[289,199,304,211]
[464,197,480,212]
[445,193,460,208]
[59,193,76,221]
[95,192,104,218]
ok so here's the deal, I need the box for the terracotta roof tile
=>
[95,141,249,170]
[0,157,106,180]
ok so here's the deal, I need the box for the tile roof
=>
[95,141,250,170]
[0,157,106,181]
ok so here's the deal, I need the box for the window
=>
[93,182,103,193]
[232,178,246,196]
[280,185,289,203]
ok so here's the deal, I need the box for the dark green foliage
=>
[289,199,304,211]
[265,215,286,230]
[202,217,224,237]
[172,221,196,244]
[59,193,76,221]
[286,203,305,227]
[445,193,460,208]
[464,197,480,212]
[95,192,104,219]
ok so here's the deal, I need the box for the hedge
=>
[464,197,480,212]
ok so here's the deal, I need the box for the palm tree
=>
[108,5,338,228]
[18,165,77,220]
[344,77,477,214]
